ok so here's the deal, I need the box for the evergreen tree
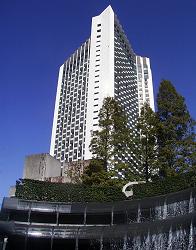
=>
[82,159,125,187]
[89,97,131,174]
[81,159,109,186]
[157,80,196,176]
[136,103,159,182]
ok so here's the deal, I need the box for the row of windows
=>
[54,41,91,163]
[92,31,102,124]
[114,25,138,134]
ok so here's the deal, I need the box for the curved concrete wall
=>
[0,188,195,249]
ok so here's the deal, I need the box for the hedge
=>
[15,179,126,202]
[132,172,196,199]
[15,172,196,202]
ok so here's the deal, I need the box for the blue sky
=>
[0,0,196,203]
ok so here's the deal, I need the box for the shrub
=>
[132,172,196,199]
[15,179,126,202]
[15,172,196,202]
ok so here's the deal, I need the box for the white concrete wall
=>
[84,6,115,160]
[136,56,155,112]
[145,57,155,111]
[50,65,64,156]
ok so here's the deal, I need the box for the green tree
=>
[89,97,141,182]
[82,159,109,186]
[157,80,196,176]
[90,97,130,170]
[136,103,159,182]
[82,159,123,187]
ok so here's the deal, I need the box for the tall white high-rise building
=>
[136,56,154,113]
[50,6,154,165]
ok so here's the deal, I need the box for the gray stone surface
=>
[44,176,71,183]
[23,153,61,180]
[8,186,16,197]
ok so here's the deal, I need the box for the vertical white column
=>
[84,6,115,160]
[50,65,64,156]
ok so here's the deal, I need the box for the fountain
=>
[0,187,195,249]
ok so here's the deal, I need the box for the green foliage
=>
[157,80,196,175]
[15,179,126,202]
[90,97,130,171]
[15,173,196,202]
[133,172,196,199]
[83,159,105,175]
[82,159,109,186]
[82,159,125,187]
[110,162,142,182]
[135,103,159,181]
[89,97,139,182]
